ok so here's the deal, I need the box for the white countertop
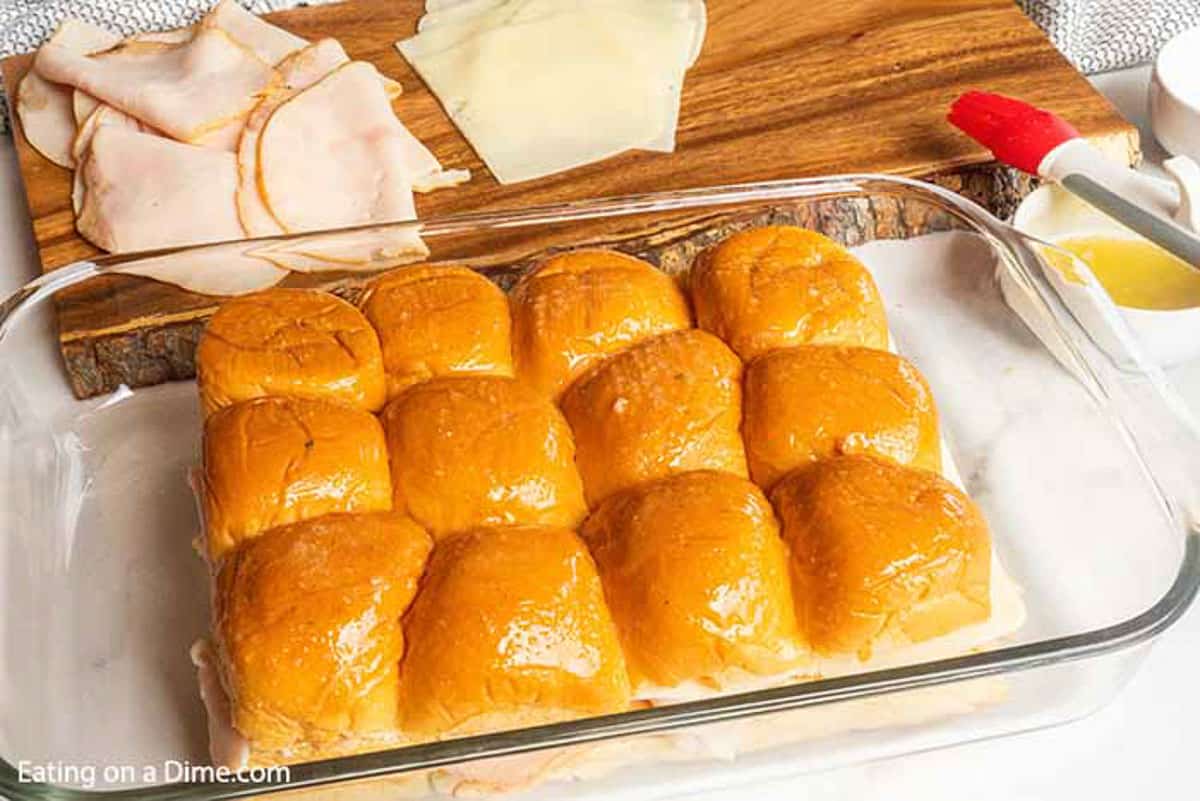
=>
[1,66,1195,800]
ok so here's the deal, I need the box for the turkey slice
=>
[250,226,430,272]
[72,90,99,125]
[17,19,121,168]
[72,104,148,214]
[235,38,352,237]
[116,243,289,296]
[77,126,246,252]
[258,61,428,237]
[129,27,195,45]
[203,0,306,66]
[34,26,281,143]
[71,104,148,166]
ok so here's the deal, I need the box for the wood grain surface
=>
[0,0,1139,398]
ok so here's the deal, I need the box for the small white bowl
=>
[1006,183,1200,368]
[1150,26,1200,161]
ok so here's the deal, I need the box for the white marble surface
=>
[0,66,1196,800]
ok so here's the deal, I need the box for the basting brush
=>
[948,90,1200,268]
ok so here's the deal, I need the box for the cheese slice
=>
[398,3,702,183]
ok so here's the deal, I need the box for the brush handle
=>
[1060,174,1200,267]
[1041,139,1180,220]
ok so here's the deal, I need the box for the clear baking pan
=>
[2,175,1198,801]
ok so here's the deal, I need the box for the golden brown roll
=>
[581,471,806,692]
[201,396,392,560]
[196,288,386,416]
[771,455,991,660]
[560,329,748,507]
[381,376,586,538]
[360,264,514,398]
[510,249,692,399]
[690,226,888,361]
[213,512,432,763]
[743,345,941,491]
[397,526,631,738]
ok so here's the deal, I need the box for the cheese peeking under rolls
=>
[743,345,942,492]
[381,376,587,538]
[772,455,992,661]
[581,471,806,694]
[196,287,386,417]
[212,511,432,765]
[397,526,632,739]
[360,263,514,399]
[690,225,888,362]
[201,396,392,560]
[510,249,691,400]
[560,329,748,507]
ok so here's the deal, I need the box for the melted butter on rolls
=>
[690,226,888,361]
[743,345,941,491]
[360,263,514,399]
[510,249,691,399]
[772,454,992,661]
[582,471,806,693]
[397,526,632,739]
[382,376,587,537]
[196,287,386,416]
[560,329,748,507]
[201,396,392,560]
[212,512,432,765]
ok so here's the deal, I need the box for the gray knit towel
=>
[1017,0,1200,74]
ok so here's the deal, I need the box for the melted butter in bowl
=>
[1007,183,1200,367]
[1050,236,1200,311]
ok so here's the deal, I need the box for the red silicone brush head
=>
[948,90,1080,175]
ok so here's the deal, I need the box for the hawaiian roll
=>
[771,455,991,661]
[381,376,587,537]
[581,471,806,692]
[197,287,386,416]
[510,249,691,399]
[201,396,392,560]
[360,264,514,398]
[397,526,631,738]
[690,226,887,361]
[213,512,432,762]
[743,345,941,491]
[560,329,747,507]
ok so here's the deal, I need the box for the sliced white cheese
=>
[398,4,702,183]
[417,0,706,67]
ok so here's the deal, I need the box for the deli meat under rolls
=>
[510,249,691,400]
[690,226,888,361]
[743,345,942,491]
[381,376,587,538]
[201,396,392,560]
[560,329,748,507]
[397,526,632,739]
[771,455,991,661]
[582,471,806,694]
[213,512,432,764]
[197,287,387,416]
[360,263,514,399]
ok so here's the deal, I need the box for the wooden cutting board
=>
[2,0,1139,398]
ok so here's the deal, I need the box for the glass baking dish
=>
[1,175,1198,801]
